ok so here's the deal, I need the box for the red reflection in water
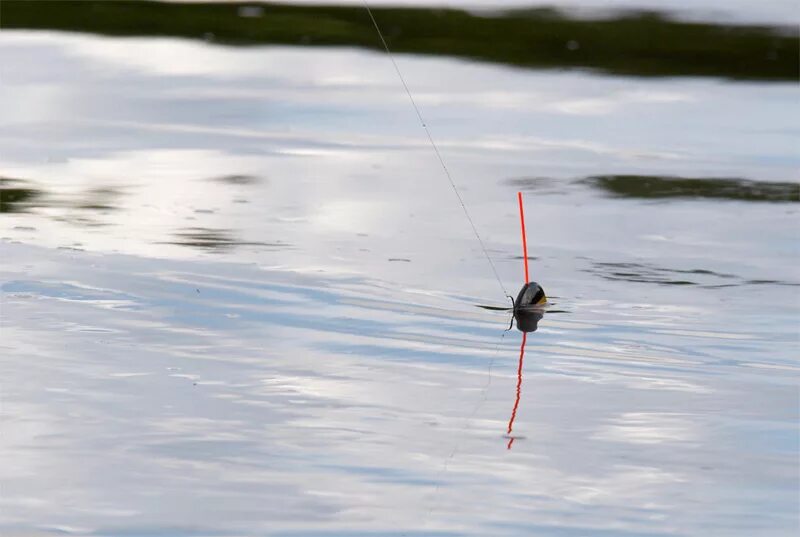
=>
[506,332,527,449]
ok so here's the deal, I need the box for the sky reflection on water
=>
[0,3,798,536]
[2,242,797,536]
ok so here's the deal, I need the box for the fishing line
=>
[362,1,510,300]
[362,4,528,530]
[422,325,511,526]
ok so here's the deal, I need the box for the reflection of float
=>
[505,332,527,449]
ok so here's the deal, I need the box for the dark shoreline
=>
[2,1,797,81]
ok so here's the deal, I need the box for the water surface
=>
[1,2,798,536]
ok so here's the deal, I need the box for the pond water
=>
[1,2,798,536]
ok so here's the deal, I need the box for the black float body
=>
[513,281,546,333]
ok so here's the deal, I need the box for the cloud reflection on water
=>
[2,240,798,535]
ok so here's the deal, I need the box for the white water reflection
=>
[1,33,797,285]
[1,241,797,535]
[1,33,797,178]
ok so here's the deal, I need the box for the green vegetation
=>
[585,175,800,202]
[0,178,41,213]
[1,1,797,81]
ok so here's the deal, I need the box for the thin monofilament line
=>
[362,1,509,298]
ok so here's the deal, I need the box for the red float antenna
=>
[517,191,529,284]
